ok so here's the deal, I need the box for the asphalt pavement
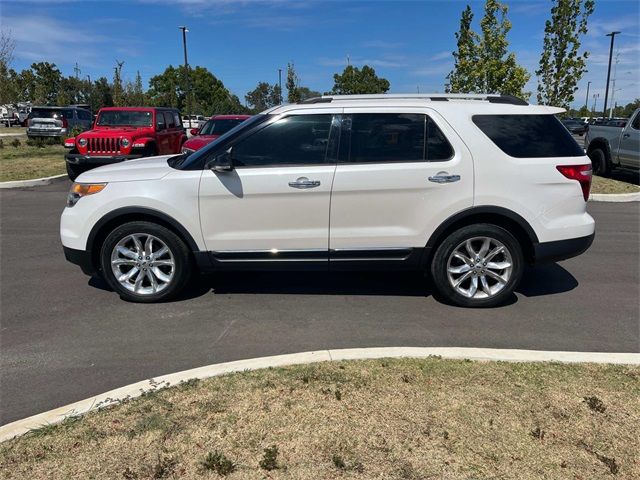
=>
[1,179,638,425]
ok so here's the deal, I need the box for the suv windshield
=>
[29,108,71,119]
[97,110,152,127]
[199,118,246,135]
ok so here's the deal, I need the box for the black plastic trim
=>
[487,95,528,106]
[63,246,96,275]
[65,153,143,165]
[533,233,594,264]
[300,97,333,104]
[86,207,200,253]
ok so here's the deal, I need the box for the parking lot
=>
[1,178,639,425]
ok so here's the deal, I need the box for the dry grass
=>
[1,358,638,479]
[0,140,66,181]
[591,175,640,195]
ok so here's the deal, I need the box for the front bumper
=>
[65,153,143,166]
[63,246,96,275]
[28,129,65,137]
[533,233,595,264]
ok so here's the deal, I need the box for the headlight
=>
[78,138,87,147]
[67,183,107,207]
[121,138,130,148]
[182,147,195,155]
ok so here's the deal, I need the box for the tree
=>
[112,61,125,106]
[148,65,244,115]
[446,6,479,93]
[297,86,322,101]
[446,1,530,98]
[536,0,595,108]
[0,29,17,104]
[90,77,114,112]
[330,65,390,95]
[245,82,281,113]
[124,70,146,106]
[23,62,63,104]
[286,62,301,103]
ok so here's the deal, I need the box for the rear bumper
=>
[533,233,595,264]
[65,153,143,166]
[63,246,95,275]
[28,129,65,137]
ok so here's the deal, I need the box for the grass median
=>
[0,136,66,182]
[1,358,638,479]
[591,175,640,195]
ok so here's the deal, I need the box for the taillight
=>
[62,117,68,129]
[557,164,592,201]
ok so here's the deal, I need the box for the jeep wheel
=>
[430,224,524,308]
[589,148,610,177]
[100,221,192,303]
[66,162,86,181]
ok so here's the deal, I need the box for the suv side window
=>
[631,112,640,130]
[165,112,176,129]
[343,113,453,163]
[233,114,333,167]
[156,111,166,130]
[174,112,182,128]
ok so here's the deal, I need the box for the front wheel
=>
[100,221,192,303]
[66,162,86,181]
[430,224,524,308]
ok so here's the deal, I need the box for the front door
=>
[199,112,339,269]
[617,112,640,169]
[329,108,474,269]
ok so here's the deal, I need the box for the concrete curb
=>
[0,174,67,189]
[589,192,640,202]
[1,346,638,443]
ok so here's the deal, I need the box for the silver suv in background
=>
[27,106,93,139]
[585,108,640,176]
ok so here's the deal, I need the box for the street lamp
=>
[278,68,282,105]
[584,81,591,110]
[602,31,620,120]
[179,26,192,122]
[592,93,599,114]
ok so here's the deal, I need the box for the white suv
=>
[60,94,595,307]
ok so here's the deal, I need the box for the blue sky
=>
[2,0,639,108]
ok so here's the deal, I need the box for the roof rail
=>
[299,93,528,106]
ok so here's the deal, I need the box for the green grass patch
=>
[0,140,66,181]
[1,358,638,479]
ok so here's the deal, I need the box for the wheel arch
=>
[586,137,612,162]
[87,207,199,271]
[423,206,539,266]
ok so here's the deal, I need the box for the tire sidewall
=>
[589,149,610,177]
[430,224,524,308]
[100,221,191,303]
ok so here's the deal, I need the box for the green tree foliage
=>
[446,6,479,94]
[245,82,281,113]
[112,62,125,106]
[330,65,390,95]
[446,0,530,98]
[89,77,113,111]
[0,30,17,104]
[124,70,146,106]
[536,0,595,108]
[148,65,244,115]
[297,86,322,101]
[286,62,301,103]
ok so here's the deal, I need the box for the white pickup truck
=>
[585,108,640,176]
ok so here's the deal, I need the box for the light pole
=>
[585,81,591,110]
[278,68,282,104]
[602,31,620,120]
[179,26,192,122]
[592,93,599,114]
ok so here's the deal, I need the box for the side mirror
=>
[190,128,200,136]
[208,148,234,172]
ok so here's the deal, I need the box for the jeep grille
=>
[88,137,121,154]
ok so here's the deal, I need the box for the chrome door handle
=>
[288,177,321,189]
[428,174,461,184]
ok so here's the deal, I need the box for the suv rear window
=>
[29,108,72,120]
[473,114,584,158]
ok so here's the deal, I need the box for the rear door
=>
[154,111,170,154]
[617,112,640,168]
[329,108,474,268]
[199,111,340,269]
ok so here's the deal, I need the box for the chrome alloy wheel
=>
[446,236,513,299]
[110,233,175,295]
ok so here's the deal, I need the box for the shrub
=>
[201,451,235,476]
[259,445,279,471]
[11,138,21,148]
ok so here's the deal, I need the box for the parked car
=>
[561,118,588,136]
[182,114,206,130]
[1,104,18,127]
[27,106,92,138]
[63,107,187,181]
[585,108,639,175]
[182,115,251,153]
[61,93,595,307]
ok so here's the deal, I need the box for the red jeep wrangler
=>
[64,107,187,180]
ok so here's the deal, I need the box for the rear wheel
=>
[100,221,192,303]
[430,224,524,308]
[589,148,610,177]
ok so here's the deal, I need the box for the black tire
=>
[430,224,524,308]
[66,162,86,181]
[589,148,610,177]
[143,144,158,157]
[99,221,192,303]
